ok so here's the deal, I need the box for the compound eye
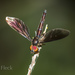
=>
[30,45,38,53]
[33,46,38,52]
[30,45,33,51]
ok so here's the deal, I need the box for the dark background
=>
[0,0,75,75]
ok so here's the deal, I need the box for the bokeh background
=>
[0,0,75,75]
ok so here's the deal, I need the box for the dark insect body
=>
[6,10,70,54]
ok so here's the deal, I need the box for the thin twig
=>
[27,53,39,75]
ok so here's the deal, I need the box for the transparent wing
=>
[40,28,70,43]
[6,16,31,41]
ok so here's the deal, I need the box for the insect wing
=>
[40,28,70,43]
[6,17,31,41]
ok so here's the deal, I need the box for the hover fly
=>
[6,10,70,54]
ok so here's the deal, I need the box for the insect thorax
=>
[32,37,39,45]
[32,37,43,47]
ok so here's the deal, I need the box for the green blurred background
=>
[0,0,75,75]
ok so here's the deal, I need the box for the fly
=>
[6,10,70,54]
